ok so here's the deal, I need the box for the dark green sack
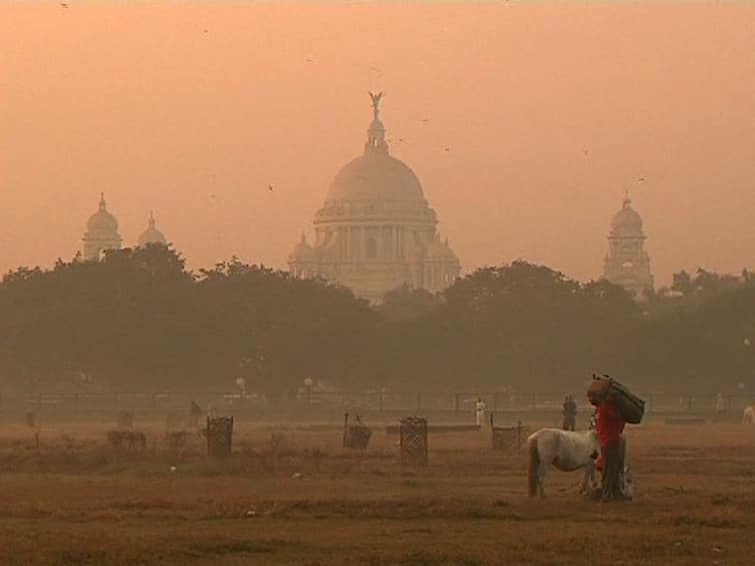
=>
[588,374,645,424]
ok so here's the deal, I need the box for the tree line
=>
[1,245,754,397]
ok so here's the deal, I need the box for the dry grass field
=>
[0,418,754,565]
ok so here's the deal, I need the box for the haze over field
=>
[1,2,754,284]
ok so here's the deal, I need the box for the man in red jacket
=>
[596,398,626,501]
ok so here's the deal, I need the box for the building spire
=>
[623,189,632,207]
[99,192,107,211]
[149,210,156,228]
[365,92,388,154]
[369,91,383,121]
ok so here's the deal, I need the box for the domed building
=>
[289,93,460,302]
[137,212,167,247]
[603,192,654,300]
[82,193,122,261]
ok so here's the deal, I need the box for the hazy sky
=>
[1,2,754,285]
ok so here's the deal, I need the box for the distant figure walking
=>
[562,394,578,431]
[715,393,726,415]
[475,398,486,427]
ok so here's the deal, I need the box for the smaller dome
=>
[87,193,118,233]
[611,194,643,234]
[443,238,459,261]
[426,235,459,263]
[138,212,167,246]
[425,234,448,258]
[289,233,315,263]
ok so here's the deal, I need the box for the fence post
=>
[516,420,522,450]
[342,412,349,447]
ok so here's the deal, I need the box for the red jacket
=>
[596,401,625,447]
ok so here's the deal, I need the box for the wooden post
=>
[516,420,522,450]
[342,412,349,448]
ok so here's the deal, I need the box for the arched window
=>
[366,237,377,259]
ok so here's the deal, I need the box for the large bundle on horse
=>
[587,374,645,424]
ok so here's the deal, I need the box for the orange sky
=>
[1,2,754,285]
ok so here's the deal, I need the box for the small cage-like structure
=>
[490,416,527,450]
[400,416,428,467]
[106,430,146,451]
[342,413,372,449]
[206,416,234,459]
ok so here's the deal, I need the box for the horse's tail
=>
[527,435,539,497]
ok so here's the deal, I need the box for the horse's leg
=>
[537,464,547,498]
[579,464,591,494]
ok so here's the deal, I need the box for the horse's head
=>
[585,428,600,456]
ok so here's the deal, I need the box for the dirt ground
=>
[0,419,754,565]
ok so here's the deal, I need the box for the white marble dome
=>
[137,212,167,246]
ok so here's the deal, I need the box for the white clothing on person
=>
[475,399,486,426]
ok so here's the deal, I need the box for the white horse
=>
[743,406,755,424]
[527,428,600,498]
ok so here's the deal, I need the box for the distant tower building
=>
[137,211,167,247]
[288,93,460,302]
[82,193,122,261]
[603,192,654,299]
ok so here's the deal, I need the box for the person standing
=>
[562,394,577,431]
[596,397,626,501]
[475,397,486,427]
[715,393,726,415]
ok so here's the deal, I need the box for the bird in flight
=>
[305,58,314,63]
[637,177,646,182]
[268,185,274,192]
[60,2,68,7]
[444,147,450,152]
